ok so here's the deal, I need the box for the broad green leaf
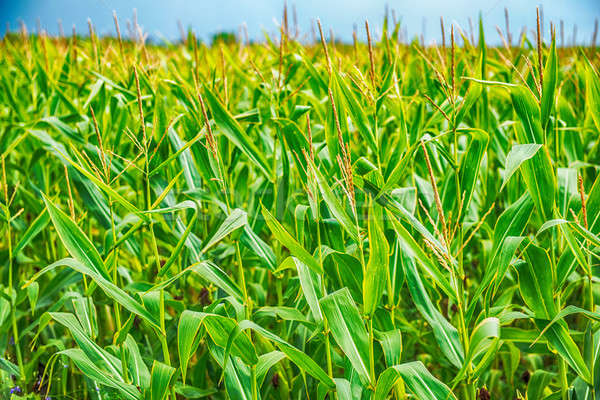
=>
[455,83,482,126]
[40,116,84,144]
[388,212,456,301]
[13,208,50,254]
[501,144,542,191]
[539,219,591,285]
[403,249,464,369]
[375,361,457,400]
[208,344,254,400]
[31,259,160,329]
[377,330,402,367]
[586,62,600,134]
[256,351,286,387]
[287,257,323,322]
[201,208,247,253]
[0,357,20,378]
[466,235,524,322]
[202,86,272,178]
[150,361,175,400]
[72,297,97,339]
[363,203,389,315]
[43,194,111,281]
[174,384,217,399]
[178,311,257,383]
[333,69,377,152]
[515,243,557,319]
[241,225,276,270]
[158,208,198,277]
[527,370,555,400]
[125,334,151,390]
[541,36,558,127]
[491,192,534,250]
[60,147,149,222]
[458,129,488,217]
[59,348,141,400]
[453,318,500,383]
[510,86,556,219]
[27,281,39,316]
[50,312,123,381]
[237,320,335,388]
[262,205,322,274]
[539,320,591,384]
[380,143,418,195]
[320,288,371,385]
[306,157,360,241]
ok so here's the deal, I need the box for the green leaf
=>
[32,260,160,329]
[387,212,456,301]
[538,219,591,286]
[539,320,591,384]
[59,348,141,400]
[455,83,482,126]
[125,334,151,390]
[527,370,555,400]
[511,86,544,143]
[375,361,457,400]
[403,248,464,369]
[152,260,243,302]
[50,312,123,378]
[201,208,247,253]
[306,157,360,242]
[43,194,111,282]
[178,311,257,383]
[27,281,39,316]
[150,361,175,400]
[515,243,557,319]
[13,208,50,254]
[453,318,500,384]
[458,129,488,217]
[541,36,558,127]
[202,86,272,179]
[237,320,335,388]
[261,205,322,274]
[320,288,371,385]
[510,86,556,219]
[174,384,217,399]
[333,70,377,152]
[363,203,389,315]
[72,297,97,339]
[158,208,198,277]
[0,357,20,378]
[40,116,84,143]
[256,351,286,387]
[60,147,149,222]
[377,330,402,367]
[380,143,418,195]
[585,62,600,135]
[501,144,542,191]
[467,235,524,322]
[287,257,323,322]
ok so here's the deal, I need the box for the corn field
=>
[1,9,600,400]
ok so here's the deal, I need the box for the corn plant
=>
[1,8,600,400]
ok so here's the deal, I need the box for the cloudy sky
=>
[1,0,598,45]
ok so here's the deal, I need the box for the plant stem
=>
[2,158,24,380]
[251,365,258,400]
[559,358,568,400]
[110,201,129,382]
[315,194,335,398]
[368,317,375,384]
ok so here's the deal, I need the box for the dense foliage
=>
[1,12,600,400]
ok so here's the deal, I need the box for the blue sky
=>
[1,0,598,45]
